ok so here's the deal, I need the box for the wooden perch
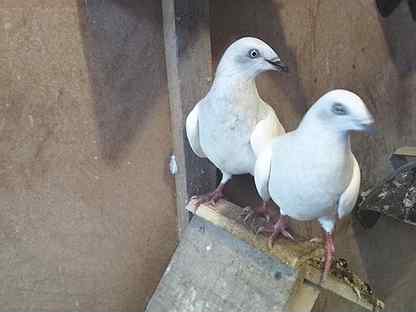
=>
[186,199,384,311]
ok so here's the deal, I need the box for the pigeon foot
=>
[257,215,295,249]
[240,201,272,225]
[191,183,225,208]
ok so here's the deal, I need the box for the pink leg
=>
[257,215,295,249]
[241,201,273,224]
[192,183,225,208]
[321,232,335,283]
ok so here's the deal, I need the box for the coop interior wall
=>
[1,0,416,312]
[210,1,416,311]
[0,1,176,311]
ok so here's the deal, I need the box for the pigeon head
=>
[305,89,375,134]
[215,37,288,79]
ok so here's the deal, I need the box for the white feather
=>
[337,155,361,219]
[186,37,287,181]
[254,143,273,201]
[256,89,373,231]
[251,104,285,157]
[185,102,206,158]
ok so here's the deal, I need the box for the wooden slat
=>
[186,199,385,311]
[392,146,416,158]
[287,281,321,312]
[390,146,416,169]
[145,217,303,312]
[162,0,217,239]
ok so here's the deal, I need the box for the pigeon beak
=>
[267,58,289,73]
[362,123,377,136]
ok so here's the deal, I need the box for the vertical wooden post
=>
[162,0,216,239]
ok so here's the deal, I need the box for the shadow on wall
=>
[77,0,167,166]
[378,1,416,139]
[353,218,416,310]
[210,0,307,208]
[352,4,416,310]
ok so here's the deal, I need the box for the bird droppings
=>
[377,191,387,199]
[206,244,212,251]
[357,161,416,226]
[307,257,383,311]
[273,270,282,280]
[169,155,178,176]
[28,115,34,127]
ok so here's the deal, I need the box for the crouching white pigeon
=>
[186,37,288,214]
[254,89,375,281]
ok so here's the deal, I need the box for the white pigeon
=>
[254,89,375,280]
[186,37,288,210]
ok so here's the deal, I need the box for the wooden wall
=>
[211,1,416,311]
[0,1,177,311]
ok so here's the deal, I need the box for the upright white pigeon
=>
[254,89,375,280]
[186,37,288,210]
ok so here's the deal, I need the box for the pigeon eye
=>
[332,103,348,115]
[248,49,259,58]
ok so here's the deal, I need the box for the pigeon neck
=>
[211,75,258,98]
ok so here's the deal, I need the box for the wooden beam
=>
[287,281,321,312]
[145,216,304,312]
[186,199,385,311]
[390,146,416,169]
[162,0,217,239]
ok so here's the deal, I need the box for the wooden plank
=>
[390,146,416,169]
[162,0,217,239]
[186,199,385,311]
[186,200,324,268]
[145,217,304,312]
[392,146,416,158]
[287,281,321,312]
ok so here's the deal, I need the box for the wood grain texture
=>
[287,282,321,312]
[186,200,384,311]
[0,1,177,311]
[145,217,302,312]
[162,0,217,239]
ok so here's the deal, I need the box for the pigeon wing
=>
[254,142,273,202]
[337,154,361,219]
[250,105,285,157]
[185,102,206,158]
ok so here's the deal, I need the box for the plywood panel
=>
[146,217,301,312]
[0,1,176,311]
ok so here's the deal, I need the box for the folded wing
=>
[254,143,273,202]
[185,102,206,158]
[337,154,361,219]
[250,105,285,157]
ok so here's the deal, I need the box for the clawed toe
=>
[243,211,256,224]
[256,215,295,248]
[281,229,295,241]
[192,186,225,208]
[240,202,273,226]
[309,237,323,244]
